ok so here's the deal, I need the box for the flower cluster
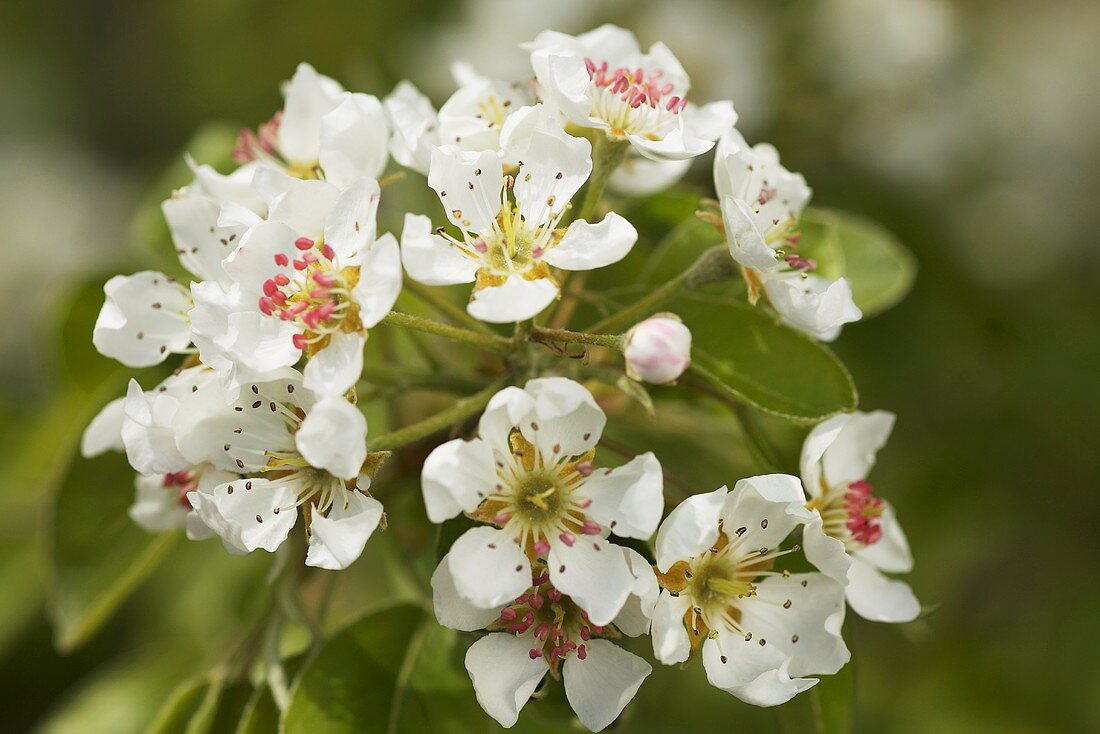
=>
[81,23,916,732]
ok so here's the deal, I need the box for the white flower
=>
[118,367,220,475]
[383,81,441,176]
[191,174,401,394]
[525,24,728,161]
[432,553,655,731]
[623,314,692,385]
[177,369,382,569]
[714,127,861,341]
[652,478,850,707]
[799,411,921,623]
[232,63,389,188]
[401,126,637,323]
[421,377,663,625]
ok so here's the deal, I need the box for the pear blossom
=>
[652,477,850,706]
[714,127,861,341]
[421,378,663,625]
[190,174,401,394]
[526,24,732,161]
[232,63,389,189]
[401,126,637,323]
[176,368,383,569]
[623,314,692,385]
[432,553,656,731]
[799,411,921,623]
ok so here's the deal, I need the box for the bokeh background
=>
[2,0,1098,732]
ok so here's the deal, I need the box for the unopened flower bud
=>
[623,314,691,384]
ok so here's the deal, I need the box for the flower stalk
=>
[367,380,505,451]
[381,311,512,353]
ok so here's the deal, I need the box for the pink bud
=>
[274,253,290,267]
[292,333,309,350]
[623,314,692,385]
[295,237,314,251]
[322,244,336,261]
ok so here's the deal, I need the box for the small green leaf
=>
[282,604,486,734]
[145,678,210,734]
[46,450,179,652]
[800,208,917,318]
[673,293,857,423]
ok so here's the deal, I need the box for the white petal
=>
[427,146,503,234]
[352,232,402,328]
[188,477,298,554]
[654,486,726,572]
[722,474,814,550]
[187,157,267,212]
[801,514,852,585]
[580,452,663,539]
[81,397,126,457]
[613,547,659,637]
[305,491,383,569]
[161,192,245,284]
[421,438,497,523]
[264,177,342,243]
[563,639,650,732]
[431,554,505,631]
[798,414,850,501]
[683,100,738,142]
[738,574,850,678]
[703,639,815,707]
[224,310,301,375]
[513,127,591,229]
[628,124,713,162]
[476,386,536,450]
[720,195,781,272]
[448,527,531,608]
[856,502,913,573]
[302,331,364,397]
[400,212,478,286]
[531,52,593,127]
[129,473,189,532]
[608,155,691,197]
[93,272,192,367]
[323,176,381,262]
[650,591,691,664]
[295,396,367,479]
[464,633,548,729]
[542,213,637,272]
[319,93,389,187]
[383,80,438,175]
[762,273,862,342]
[844,556,919,623]
[518,377,606,460]
[467,275,558,324]
[279,63,342,163]
[548,535,634,627]
[822,410,896,487]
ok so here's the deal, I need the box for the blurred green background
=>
[2,0,1098,732]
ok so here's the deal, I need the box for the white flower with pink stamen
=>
[432,552,656,731]
[175,368,383,569]
[190,174,401,395]
[651,477,850,707]
[798,411,921,623]
[421,378,663,625]
[525,24,733,161]
[231,63,389,189]
[714,127,862,342]
[401,122,637,323]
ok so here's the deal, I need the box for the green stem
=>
[382,311,512,353]
[576,136,629,222]
[530,326,624,351]
[368,380,504,451]
[585,245,735,334]
[403,279,495,334]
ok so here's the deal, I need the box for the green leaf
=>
[46,450,179,652]
[145,678,211,734]
[673,293,858,423]
[800,208,917,318]
[638,215,726,288]
[283,604,486,734]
